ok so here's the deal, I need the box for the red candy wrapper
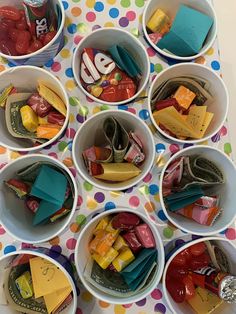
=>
[83,146,112,164]
[48,111,66,126]
[25,196,40,213]
[107,263,118,272]
[155,98,182,112]
[124,132,145,165]
[123,231,142,253]
[112,212,140,230]
[27,93,52,117]
[135,224,155,248]
[80,48,137,102]
[5,178,30,199]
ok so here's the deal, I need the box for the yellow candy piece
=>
[15,271,33,299]
[147,9,170,33]
[112,248,135,272]
[89,230,118,257]
[173,85,196,110]
[94,216,110,235]
[36,124,61,140]
[89,230,106,253]
[91,86,103,98]
[20,105,38,132]
[199,112,214,137]
[113,235,128,251]
[186,105,207,133]
[38,83,67,117]
[92,247,119,269]
[38,116,48,125]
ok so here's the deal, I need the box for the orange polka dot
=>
[145,201,155,212]
[0,65,5,72]
[71,7,81,17]
[99,300,110,308]
[63,157,73,167]
[49,236,60,245]
[0,242,2,250]
[70,222,80,233]
[195,56,206,65]
[0,146,6,154]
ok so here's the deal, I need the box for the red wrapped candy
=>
[5,179,30,199]
[25,196,40,214]
[27,93,52,117]
[80,48,137,102]
[123,231,142,253]
[48,111,66,126]
[155,98,182,112]
[135,223,155,248]
[112,212,140,230]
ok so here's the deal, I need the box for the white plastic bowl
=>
[160,145,236,236]
[142,0,217,61]
[0,154,78,243]
[0,66,69,151]
[72,27,150,106]
[0,249,77,314]
[163,237,236,314]
[75,208,165,304]
[72,109,155,191]
[148,63,229,144]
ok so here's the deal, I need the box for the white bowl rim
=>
[0,154,78,244]
[0,249,77,313]
[72,27,150,106]
[148,63,229,144]
[159,145,236,236]
[74,207,165,304]
[0,65,69,152]
[0,0,65,61]
[162,236,236,314]
[72,109,156,191]
[142,0,218,61]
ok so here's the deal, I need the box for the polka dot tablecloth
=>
[0,1,235,314]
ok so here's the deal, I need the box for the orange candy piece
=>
[36,124,61,140]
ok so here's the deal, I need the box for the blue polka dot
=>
[211,60,220,70]
[109,8,119,18]
[139,109,149,120]
[68,140,73,151]
[62,1,69,10]
[45,59,54,67]
[94,1,104,12]
[67,23,77,34]
[156,143,166,153]
[65,68,74,78]
[220,229,227,235]
[118,105,128,110]
[4,245,16,254]
[105,202,116,210]
[150,63,154,73]
[8,62,16,67]
[157,209,167,221]
[149,184,159,195]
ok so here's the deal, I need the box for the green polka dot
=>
[120,0,130,8]
[84,181,93,191]
[139,185,149,195]
[224,143,232,154]
[163,227,174,239]
[154,63,163,73]
[64,36,68,45]
[131,28,139,38]
[72,0,80,2]
[76,214,86,226]
[100,105,110,111]
[115,73,122,81]
[79,106,89,117]
[58,141,68,151]
[135,0,144,7]
[69,96,80,106]
[77,23,88,34]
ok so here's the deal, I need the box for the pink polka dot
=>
[126,11,136,21]
[66,128,76,138]
[147,47,156,57]
[69,167,76,177]
[129,196,140,208]
[86,12,96,22]
[143,172,152,183]
[48,152,58,159]
[77,195,83,206]
[122,304,133,308]
[220,126,227,136]
[51,62,61,72]
[0,227,6,235]
[66,238,77,250]
[150,215,156,221]
[169,144,180,154]
[86,96,94,103]
[74,35,83,45]
[0,163,7,169]
[225,228,236,240]
[127,108,136,114]
[151,288,162,300]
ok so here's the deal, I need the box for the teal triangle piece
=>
[33,200,61,226]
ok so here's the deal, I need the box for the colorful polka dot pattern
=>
[0,1,235,313]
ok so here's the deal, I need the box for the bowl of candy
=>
[0,248,77,313]
[148,63,228,144]
[159,145,236,236]
[163,237,236,314]
[0,154,78,243]
[72,27,150,106]
[0,0,65,66]
[142,0,217,61]
[72,109,155,191]
[0,65,69,151]
[75,208,165,304]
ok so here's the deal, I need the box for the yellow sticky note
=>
[44,286,72,314]
[29,257,71,298]
[199,112,214,137]
[186,105,207,133]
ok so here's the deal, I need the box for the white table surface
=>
[214,0,236,160]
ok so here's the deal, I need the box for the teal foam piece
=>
[157,4,214,56]
[33,200,61,226]
[165,186,203,202]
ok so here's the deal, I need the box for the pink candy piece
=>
[25,196,40,214]
[135,223,155,248]
[27,93,52,117]
[123,231,142,253]
[149,33,162,45]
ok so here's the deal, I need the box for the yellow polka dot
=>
[69,113,75,123]
[99,300,111,308]
[49,236,60,245]
[206,47,214,55]
[114,305,126,314]
[87,197,98,210]
[65,17,72,27]
[86,0,95,8]
[195,56,206,65]
[71,7,82,17]
[0,65,5,72]
[65,80,76,91]
[154,193,160,202]
[0,57,7,64]
[198,140,208,145]
[60,49,71,58]
[63,157,74,167]
[139,14,143,23]
[70,222,80,233]
[0,242,2,250]
[104,22,114,27]
[10,152,20,160]
[92,106,101,114]
[156,155,166,168]
[0,146,6,154]
[107,0,116,4]
[145,201,155,212]
[148,124,156,134]
[81,291,93,302]
[110,191,122,198]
